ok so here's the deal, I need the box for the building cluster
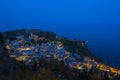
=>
[5,32,120,77]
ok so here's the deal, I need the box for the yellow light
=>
[26,48,31,50]
[16,56,29,61]
[6,45,10,49]
[77,66,83,70]
[18,48,31,51]
[64,56,68,60]
[54,54,57,59]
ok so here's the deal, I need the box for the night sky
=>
[0,0,120,67]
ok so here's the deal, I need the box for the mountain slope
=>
[2,29,103,63]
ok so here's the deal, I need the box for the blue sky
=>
[0,0,120,25]
[0,0,120,67]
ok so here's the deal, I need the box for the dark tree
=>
[103,71,109,80]
[0,32,13,80]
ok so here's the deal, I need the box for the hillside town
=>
[4,30,120,79]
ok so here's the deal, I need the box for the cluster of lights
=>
[97,64,120,75]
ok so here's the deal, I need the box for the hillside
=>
[2,29,103,62]
[0,29,120,80]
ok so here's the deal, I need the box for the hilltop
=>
[0,29,120,80]
[2,29,103,62]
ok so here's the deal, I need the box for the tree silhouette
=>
[0,32,13,80]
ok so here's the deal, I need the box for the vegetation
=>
[1,29,120,80]
[3,29,103,62]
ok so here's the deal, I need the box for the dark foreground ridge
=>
[0,29,120,80]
